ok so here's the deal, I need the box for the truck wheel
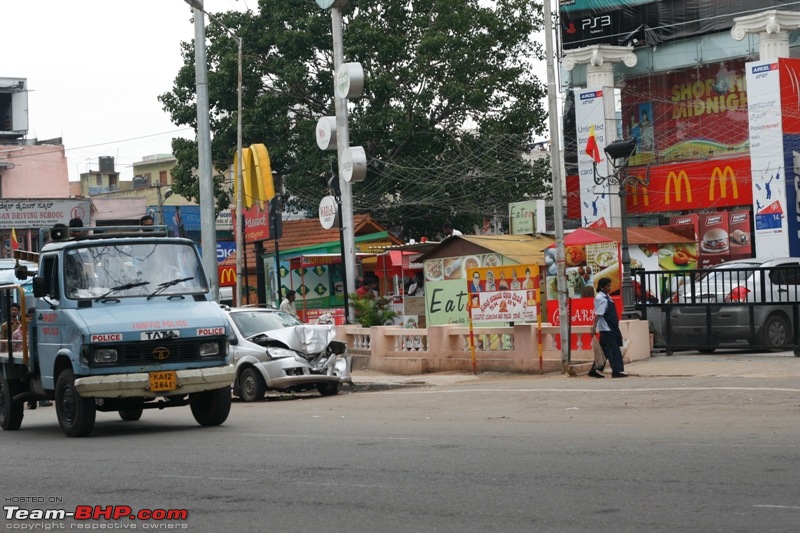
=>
[0,375,24,430]
[190,387,231,427]
[239,367,266,402]
[56,370,96,437]
[119,408,143,421]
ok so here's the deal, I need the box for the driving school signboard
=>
[466,265,539,323]
[0,198,91,229]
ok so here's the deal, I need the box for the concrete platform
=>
[351,351,800,389]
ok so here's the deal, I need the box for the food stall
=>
[374,249,425,326]
[543,226,697,324]
[416,234,555,326]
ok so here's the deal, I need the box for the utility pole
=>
[330,4,357,310]
[188,0,219,300]
[542,0,571,368]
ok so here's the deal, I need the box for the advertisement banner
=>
[625,157,752,214]
[728,210,753,260]
[670,214,699,241]
[747,59,789,256]
[234,204,271,243]
[0,199,91,229]
[559,1,799,50]
[621,60,749,167]
[545,296,622,326]
[544,242,620,299]
[575,88,612,228]
[466,265,539,323]
[509,200,545,235]
[780,59,800,257]
[698,212,730,267]
[425,279,470,326]
[218,266,236,287]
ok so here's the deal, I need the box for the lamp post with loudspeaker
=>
[593,138,649,318]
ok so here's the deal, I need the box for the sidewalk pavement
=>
[350,352,800,390]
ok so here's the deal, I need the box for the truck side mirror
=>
[33,277,46,298]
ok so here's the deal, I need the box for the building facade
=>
[561,1,800,262]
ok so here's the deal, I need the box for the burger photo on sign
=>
[701,228,729,254]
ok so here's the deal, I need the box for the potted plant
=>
[349,293,398,328]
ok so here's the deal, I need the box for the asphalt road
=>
[2,367,800,532]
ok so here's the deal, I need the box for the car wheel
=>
[118,408,143,421]
[55,370,96,438]
[317,382,340,396]
[761,313,790,350]
[240,367,266,402]
[190,388,232,426]
[0,375,24,431]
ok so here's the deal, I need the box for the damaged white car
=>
[224,307,352,401]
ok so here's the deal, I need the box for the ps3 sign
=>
[581,14,611,34]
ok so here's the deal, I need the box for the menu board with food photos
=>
[544,242,621,300]
[671,210,753,267]
[728,210,753,260]
[698,212,730,267]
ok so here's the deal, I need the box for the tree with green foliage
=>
[159,0,550,240]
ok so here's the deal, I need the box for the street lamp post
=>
[185,0,219,300]
[593,138,648,319]
[234,35,243,307]
[184,0,244,306]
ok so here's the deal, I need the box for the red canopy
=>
[375,250,422,278]
[547,226,695,248]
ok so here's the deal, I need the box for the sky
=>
[3,0,551,183]
[2,0,248,182]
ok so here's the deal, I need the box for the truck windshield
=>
[64,242,208,300]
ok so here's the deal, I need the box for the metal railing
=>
[632,265,800,355]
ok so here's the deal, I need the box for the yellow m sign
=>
[664,170,692,205]
[234,143,276,208]
[709,165,739,201]
[625,179,649,207]
[218,266,237,287]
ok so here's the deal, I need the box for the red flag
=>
[10,228,19,250]
[585,125,602,163]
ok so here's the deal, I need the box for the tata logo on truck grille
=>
[140,330,180,341]
[153,347,170,360]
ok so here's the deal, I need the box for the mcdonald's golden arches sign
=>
[218,266,237,287]
[625,156,752,214]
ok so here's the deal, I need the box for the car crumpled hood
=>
[261,324,337,355]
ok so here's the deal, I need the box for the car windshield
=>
[229,310,302,337]
[64,242,207,300]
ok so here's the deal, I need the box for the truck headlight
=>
[94,349,118,363]
[199,342,220,357]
